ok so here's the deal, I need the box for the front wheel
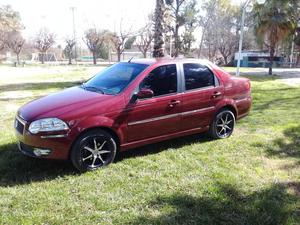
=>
[209,109,235,139]
[71,129,117,172]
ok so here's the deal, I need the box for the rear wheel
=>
[209,109,235,139]
[71,129,117,172]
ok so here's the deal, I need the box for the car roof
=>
[128,57,212,66]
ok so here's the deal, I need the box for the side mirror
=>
[136,88,154,99]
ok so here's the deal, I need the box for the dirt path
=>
[233,68,300,86]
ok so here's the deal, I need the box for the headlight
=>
[29,118,69,134]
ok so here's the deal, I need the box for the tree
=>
[198,0,217,58]
[164,0,197,57]
[199,0,238,63]
[254,0,298,75]
[0,5,22,52]
[6,31,25,64]
[63,38,75,65]
[153,0,165,58]
[83,28,106,64]
[109,19,133,62]
[110,31,130,62]
[214,1,238,65]
[34,28,55,64]
[181,0,198,56]
[124,37,136,49]
[136,22,153,58]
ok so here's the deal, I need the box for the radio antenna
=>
[128,57,134,63]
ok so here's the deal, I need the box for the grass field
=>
[0,66,299,224]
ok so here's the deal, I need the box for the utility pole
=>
[236,5,246,76]
[236,0,266,76]
[70,7,77,63]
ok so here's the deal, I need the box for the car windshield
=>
[83,62,148,95]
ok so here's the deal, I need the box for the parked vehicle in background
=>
[15,58,252,172]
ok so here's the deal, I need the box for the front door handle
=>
[168,100,181,108]
[212,92,222,98]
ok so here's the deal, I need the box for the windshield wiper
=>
[81,84,105,94]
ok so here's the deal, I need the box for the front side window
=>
[140,64,177,97]
[84,62,148,95]
[183,63,215,91]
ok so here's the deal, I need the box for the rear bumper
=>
[236,96,252,120]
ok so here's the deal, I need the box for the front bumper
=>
[14,116,73,160]
[18,142,52,157]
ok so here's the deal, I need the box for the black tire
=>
[209,109,235,139]
[71,129,117,172]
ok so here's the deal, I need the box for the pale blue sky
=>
[0,0,243,46]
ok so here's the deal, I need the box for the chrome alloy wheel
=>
[80,135,114,168]
[216,111,235,138]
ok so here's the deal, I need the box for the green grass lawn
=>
[0,67,299,225]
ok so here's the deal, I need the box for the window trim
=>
[137,63,180,101]
[182,63,219,93]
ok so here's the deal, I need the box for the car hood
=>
[19,86,115,121]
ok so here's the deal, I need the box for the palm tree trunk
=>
[152,0,165,58]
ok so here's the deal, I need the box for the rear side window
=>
[183,63,215,90]
[140,64,177,97]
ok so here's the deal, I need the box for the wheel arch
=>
[218,105,237,119]
[215,98,238,120]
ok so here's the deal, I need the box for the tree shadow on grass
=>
[116,133,213,163]
[252,125,300,170]
[254,96,298,112]
[128,182,300,225]
[266,125,300,159]
[0,142,75,187]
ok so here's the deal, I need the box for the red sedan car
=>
[15,58,252,171]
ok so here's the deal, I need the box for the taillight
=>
[246,80,251,91]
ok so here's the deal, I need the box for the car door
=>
[126,64,182,142]
[180,63,223,131]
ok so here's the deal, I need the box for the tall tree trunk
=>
[198,28,206,58]
[152,0,165,58]
[208,42,212,61]
[143,51,147,58]
[269,46,274,75]
[117,50,121,62]
[41,52,45,64]
[223,54,228,65]
[68,55,72,65]
[92,52,97,65]
[174,24,180,57]
[16,53,20,65]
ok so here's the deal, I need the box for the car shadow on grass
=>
[0,142,75,187]
[128,182,300,225]
[116,133,213,162]
[0,133,212,187]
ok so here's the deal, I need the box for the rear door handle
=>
[212,92,222,98]
[168,100,181,107]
